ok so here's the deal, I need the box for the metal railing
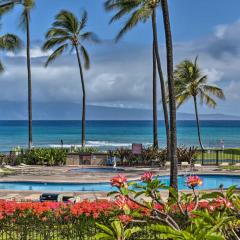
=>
[0,221,155,240]
[195,149,240,165]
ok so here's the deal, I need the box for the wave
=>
[49,141,152,148]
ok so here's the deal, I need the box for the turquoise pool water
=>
[0,175,239,192]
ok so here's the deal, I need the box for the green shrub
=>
[70,147,98,154]
[16,148,67,166]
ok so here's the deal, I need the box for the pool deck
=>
[0,165,239,201]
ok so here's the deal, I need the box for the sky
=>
[1,0,240,119]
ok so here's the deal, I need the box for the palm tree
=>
[42,10,97,147]
[104,0,170,152]
[161,0,178,190]
[0,0,35,149]
[174,57,225,151]
[0,33,22,72]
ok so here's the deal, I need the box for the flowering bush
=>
[94,173,240,240]
[0,175,240,239]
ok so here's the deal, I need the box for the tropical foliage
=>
[0,174,239,239]
[42,10,98,147]
[174,57,225,150]
[104,0,170,153]
[16,148,67,166]
[0,0,35,150]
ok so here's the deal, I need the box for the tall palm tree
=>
[0,33,22,72]
[104,0,170,153]
[42,10,97,147]
[174,57,225,150]
[161,0,178,190]
[0,0,35,149]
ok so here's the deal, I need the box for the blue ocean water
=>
[0,120,240,151]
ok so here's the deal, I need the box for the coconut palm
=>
[0,33,22,72]
[0,0,35,149]
[104,0,170,152]
[161,0,178,190]
[42,10,97,147]
[174,57,225,150]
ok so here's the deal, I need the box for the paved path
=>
[0,165,238,201]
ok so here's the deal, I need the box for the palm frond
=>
[80,31,100,43]
[78,10,87,31]
[80,45,90,69]
[116,6,152,41]
[202,84,225,100]
[46,28,70,38]
[109,1,140,24]
[199,89,217,108]
[0,1,15,15]
[42,37,69,51]
[19,8,27,30]
[55,10,78,33]
[175,91,192,108]
[0,33,22,51]
[0,59,4,72]
[44,43,68,67]
[197,75,207,85]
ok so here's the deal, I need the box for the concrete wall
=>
[66,153,108,166]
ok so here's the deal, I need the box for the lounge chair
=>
[219,162,229,167]
[234,163,240,167]
[179,161,190,170]
[165,161,170,168]
[193,163,202,171]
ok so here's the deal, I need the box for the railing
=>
[0,220,155,240]
[195,149,240,165]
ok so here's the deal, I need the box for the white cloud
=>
[1,19,240,115]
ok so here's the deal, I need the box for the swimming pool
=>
[70,168,125,173]
[0,175,239,192]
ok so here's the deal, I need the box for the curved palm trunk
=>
[193,96,204,151]
[161,0,178,190]
[152,43,158,149]
[75,45,86,147]
[26,10,32,150]
[151,9,170,158]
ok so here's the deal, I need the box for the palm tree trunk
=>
[26,10,32,150]
[161,0,178,190]
[151,9,170,158]
[75,45,86,147]
[152,42,158,149]
[193,96,204,150]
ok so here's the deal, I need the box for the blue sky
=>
[1,0,240,119]
[2,0,240,43]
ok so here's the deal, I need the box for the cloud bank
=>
[1,19,240,116]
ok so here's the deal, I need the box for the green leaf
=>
[120,187,129,196]
[107,191,119,196]
[93,233,114,240]
[124,227,141,239]
[95,223,114,237]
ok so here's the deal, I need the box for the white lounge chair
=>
[219,162,229,167]
[193,163,202,171]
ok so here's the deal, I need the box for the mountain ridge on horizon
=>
[0,101,239,120]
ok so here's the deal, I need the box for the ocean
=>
[0,120,240,151]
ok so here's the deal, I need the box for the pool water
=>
[0,175,239,192]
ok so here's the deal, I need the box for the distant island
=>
[0,101,239,120]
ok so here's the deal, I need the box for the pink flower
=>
[110,174,127,188]
[186,176,203,188]
[118,214,133,224]
[141,172,153,182]
[115,195,128,210]
[214,198,232,209]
